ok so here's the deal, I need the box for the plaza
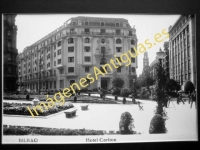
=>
[3,95,197,141]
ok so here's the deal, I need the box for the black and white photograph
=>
[2,2,198,144]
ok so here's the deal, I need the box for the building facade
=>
[168,15,196,88]
[4,14,18,92]
[17,16,138,91]
[162,42,169,79]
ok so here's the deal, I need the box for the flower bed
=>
[3,125,104,135]
[3,102,74,116]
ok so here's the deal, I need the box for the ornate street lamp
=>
[154,49,165,115]
[35,55,43,96]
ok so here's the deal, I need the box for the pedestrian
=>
[179,92,185,104]
[188,91,191,104]
[26,92,30,100]
[164,90,168,108]
[190,90,196,108]
[176,91,180,105]
[168,96,171,107]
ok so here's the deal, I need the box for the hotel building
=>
[17,16,138,91]
[168,15,196,88]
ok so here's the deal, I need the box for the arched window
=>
[116,38,121,44]
[84,38,90,43]
[68,38,74,44]
[57,41,61,47]
[131,39,135,45]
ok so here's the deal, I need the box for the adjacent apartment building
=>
[4,14,18,92]
[17,16,138,91]
[168,14,196,88]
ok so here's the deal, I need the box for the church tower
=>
[143,52,149,70]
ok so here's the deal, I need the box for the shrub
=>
[149,114,167,134]
[139,87,150,99]
[184,80,195,94]
[112,88,121,95]
[120,88,130,97]
[119,112,134,134]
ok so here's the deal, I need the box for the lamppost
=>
[132,78,136,103]
[155,50,165,115]
[32,55,43,105]
[38,56,43,95]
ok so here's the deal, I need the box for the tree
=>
[184,80,195,94]
[136,67,154,90]
[165,79,178,92]
[112,76,124,89]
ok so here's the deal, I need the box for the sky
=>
[15,14,180,76]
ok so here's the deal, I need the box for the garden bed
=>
[3,102,74,117]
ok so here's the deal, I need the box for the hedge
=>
[3,125,104,135]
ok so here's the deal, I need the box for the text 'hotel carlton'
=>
[17,16,138,91]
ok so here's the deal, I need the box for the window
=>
[70,80,75,85]
[68,67,74,73]
[100,66,107,73]
[117,66,121,72]
[131,58,135,63]
[116,23,120,27]
[54,61,56,66]
[85,57,91,62]
[85,28,89,32]
[54,81,56,88]
[68,57,74,62]
[129,31,133,36]
[57,49,61,55]
[84,38,90,43]
[101,47,106,54]
[59,80,64,88]
[70,28,74,33]
[50,81,52,88]
[132,67,135,72]
[116,38,121,44]
[68,47,74,52]
[57,41,61,47]
[101,22,105,26]
[131,39,135,45]
[131,48,135,53]
[68,38,74,44]
[85,66,90,73]
[85,22,89,26]
[116,29,121,35]
[58,59,61,64]
[100,29,106,34]
[116,57,122,62]
[60,68,64,74]
[84,46,90,52]
[54,70,56,76]
[73,22,76,25]
[116,47,121,52]
[101,39,105,44]
[54,44,56,50]
[47,62,50,68]
[54,52,56,57]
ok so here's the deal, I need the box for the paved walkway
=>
[3,95,197,141]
